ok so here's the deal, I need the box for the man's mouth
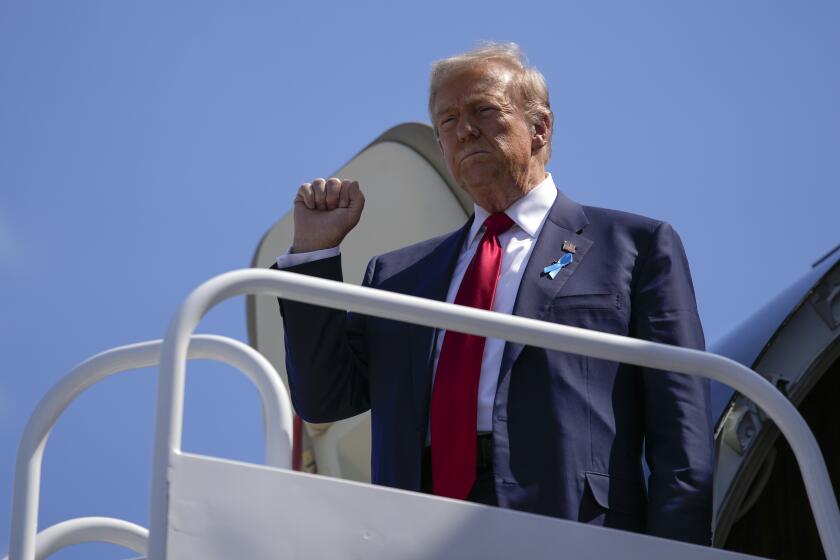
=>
[460,151,488,163]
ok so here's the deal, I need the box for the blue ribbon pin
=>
[543,252,573,279]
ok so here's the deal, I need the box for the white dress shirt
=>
[276,174,558,435]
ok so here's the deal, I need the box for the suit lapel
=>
[408,218,473,431]
[499,191,594,377]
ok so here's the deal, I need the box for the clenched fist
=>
[291,177,365,253]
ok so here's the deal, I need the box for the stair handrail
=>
[148,268,840,560]
[8,334,293,560]
[3,517,148,560]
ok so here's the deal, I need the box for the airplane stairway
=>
[6,269,839,559]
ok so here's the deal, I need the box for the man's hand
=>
[292,177,365,253]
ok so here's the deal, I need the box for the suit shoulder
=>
[366,227,465,285]
[580,205,684,257]
[582,205,666,234]
[378,229,459,260]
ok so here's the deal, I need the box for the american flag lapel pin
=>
[562,240,577,254]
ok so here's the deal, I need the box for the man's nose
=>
[456,115,480,142]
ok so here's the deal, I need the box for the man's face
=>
[432,61,540,210]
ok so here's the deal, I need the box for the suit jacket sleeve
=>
[632,222,714,545]
[275,254,376,423]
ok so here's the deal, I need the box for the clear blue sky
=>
[1,2,837,558]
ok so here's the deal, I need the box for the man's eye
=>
[440,117,455,127]
[479,106,496,113]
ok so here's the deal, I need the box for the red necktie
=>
[430,212,515,499]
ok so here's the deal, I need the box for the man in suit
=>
[275,42,713,545]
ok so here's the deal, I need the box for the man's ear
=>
[531,115,550,151]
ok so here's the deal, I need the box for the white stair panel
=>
[166,452,763,560]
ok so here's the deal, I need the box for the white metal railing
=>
[149,269,840,560]
[3,517,148,560]
[8,334,293,560]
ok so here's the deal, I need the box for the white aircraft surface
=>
[6,123,839,559]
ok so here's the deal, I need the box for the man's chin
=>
[458,168,496,188]
[456,180,503,208]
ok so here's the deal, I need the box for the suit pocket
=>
[584,471,642,515]
[550,293,622,311]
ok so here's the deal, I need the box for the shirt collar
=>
[468,173,558,245]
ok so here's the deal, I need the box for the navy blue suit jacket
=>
[277,190,714,544]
